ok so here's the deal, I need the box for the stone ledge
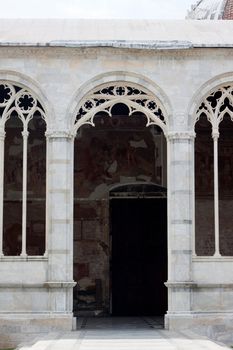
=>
[193,256,233,262]
[165,281,197,288]
[0,256,48,262]
[0,281,76,288]
[44,281,77,288]
[165,281,233,289]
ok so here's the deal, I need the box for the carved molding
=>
[0,129,5,141]
[212,130,220,139]
[165,281,197,289]
[165,281,233,289]
[45,130,75,139]
[0,46,202,59]
[44,281,77,288]
[167,131,196,140]
[0,281,77,289]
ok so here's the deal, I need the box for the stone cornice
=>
[0,40,193,50]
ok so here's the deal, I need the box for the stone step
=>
[16,329,230,350]
[16,332,61,350]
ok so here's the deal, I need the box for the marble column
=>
[46,131,76,315]
[0,128,5,257]
[165,131,196,327]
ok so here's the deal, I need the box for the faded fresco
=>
[74,113,166,199]
[73,112,167,313]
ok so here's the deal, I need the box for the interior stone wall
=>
[73,199,109,314]
[73,112,167,314]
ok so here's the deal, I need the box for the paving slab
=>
[17,317,230,350]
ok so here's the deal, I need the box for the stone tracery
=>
[75,83,167,133]
[195,84,233,257]
[0,83,45,124]
[0,82,46,257]
[196,85,233,125]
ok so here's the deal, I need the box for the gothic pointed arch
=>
[0,81,47,257]
[0,82,46,126]
[73,82,168,134]
[72,75,168,315]
[68,72,171,134]
[193,79,233,257]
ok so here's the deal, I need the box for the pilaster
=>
[166,131,195,317]
[46,130,76,313]
[0,128,5,257]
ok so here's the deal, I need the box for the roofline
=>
[0,40,232,49]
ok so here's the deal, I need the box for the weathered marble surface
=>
[0,37,233,347]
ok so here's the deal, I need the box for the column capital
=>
[0,129,5,141]
[212,130,219,140]
[21,130,29,138]
[45,130,75,140]
[166,131,196,141]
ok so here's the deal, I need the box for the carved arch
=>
[73,81,168,134]
[69,71,171,134]
[0,80,47,257]
[195,85,233,132]
[0,70,53,123]
[193,78,233,257]
[0,82,46,130]
[188,72,233,128]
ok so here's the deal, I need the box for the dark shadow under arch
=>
[73,100,168,318]
[110,182,167,316]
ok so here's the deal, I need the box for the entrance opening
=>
[73,102,167,317]
[110,184,167,316]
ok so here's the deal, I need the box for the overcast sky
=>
[0,0,195,19]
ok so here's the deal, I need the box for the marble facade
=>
[0,23,233,345]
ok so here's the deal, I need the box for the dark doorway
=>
[110,195,167,316]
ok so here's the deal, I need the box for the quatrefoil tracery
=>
[75,84,167,132]
[196,86,233,127]
[0,83,45,127]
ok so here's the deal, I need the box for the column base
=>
[165,312,233,343]
[0,312,75,348]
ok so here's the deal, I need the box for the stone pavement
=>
[17,317,230,350]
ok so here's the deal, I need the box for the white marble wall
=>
[0,46,233,345]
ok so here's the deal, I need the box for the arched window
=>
[0,83,46,256]
[195,85,233,256]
